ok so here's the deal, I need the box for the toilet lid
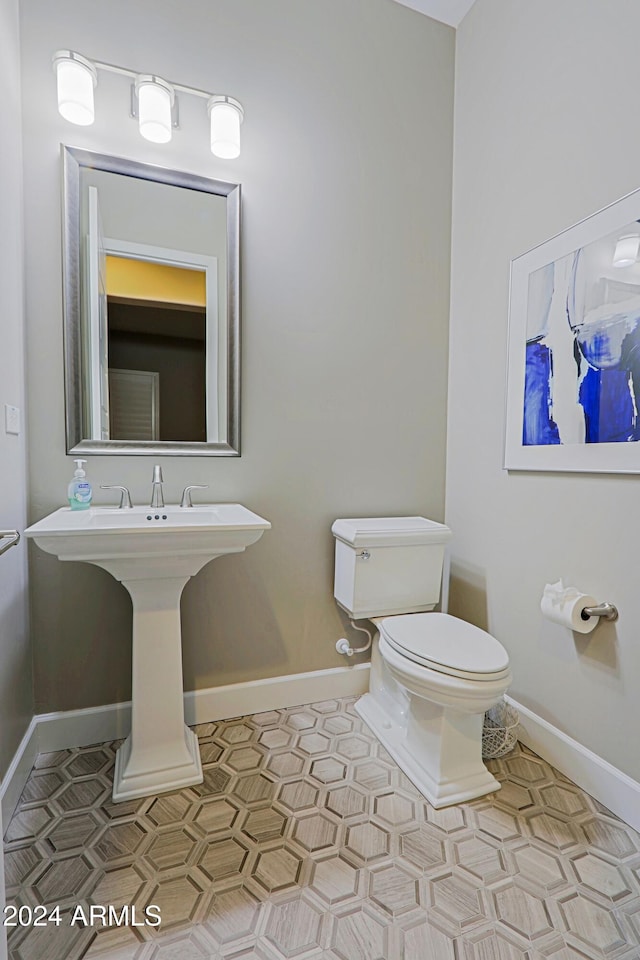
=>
[379,613,510,679]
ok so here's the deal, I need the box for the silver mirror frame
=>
[62,145,241,456]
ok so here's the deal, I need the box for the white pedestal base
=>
[113,725,203,802]
[107,571,206,802]
[356,691,500,809]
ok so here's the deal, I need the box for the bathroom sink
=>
[26,502,270,564]
[25,503,270,803]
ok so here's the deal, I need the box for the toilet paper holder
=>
[581,601,618,622]
[541,580,619,632]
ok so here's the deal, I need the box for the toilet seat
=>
[379,613,510,682]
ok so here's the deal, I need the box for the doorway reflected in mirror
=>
[106,257,207,443]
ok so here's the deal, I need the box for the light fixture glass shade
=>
[135,76,174,143]
[613,234,640,268]
[53,51,96,126]
[208,96,244,159]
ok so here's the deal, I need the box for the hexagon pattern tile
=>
[4,697,640,960]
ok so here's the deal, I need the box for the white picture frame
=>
[505,186,640,473]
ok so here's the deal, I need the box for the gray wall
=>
[0,0,33,784]
[448,0,640,780]
[21,0,454,713]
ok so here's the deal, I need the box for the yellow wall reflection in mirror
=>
[105,256,206,307]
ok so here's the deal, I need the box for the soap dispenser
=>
[68,459,92,510]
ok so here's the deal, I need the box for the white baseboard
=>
[507,696,640,834]
[2,663,370,829]
[183,663,369,725]
[1,718,39,827]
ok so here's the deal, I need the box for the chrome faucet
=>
[150,465,164,509]
[180,484,208,508]
[101,485,133,509]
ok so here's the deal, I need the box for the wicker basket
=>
[482,699,519,759]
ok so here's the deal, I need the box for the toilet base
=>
[355,692,501,809]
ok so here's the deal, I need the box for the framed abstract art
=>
[505,187,640,473]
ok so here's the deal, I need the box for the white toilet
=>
[332,516,512,808]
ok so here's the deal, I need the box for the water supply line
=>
[336,620,374,657]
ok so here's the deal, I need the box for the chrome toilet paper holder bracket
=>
[581,601,618,622]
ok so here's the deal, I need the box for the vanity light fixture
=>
[208,96,244,160]
[53,51,97,126]
[613,234,640,268]
[53,50,244,159]
[134,76,175,144]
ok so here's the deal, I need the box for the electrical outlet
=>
[5,404,20,436]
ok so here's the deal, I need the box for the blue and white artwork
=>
[505,193,640,472]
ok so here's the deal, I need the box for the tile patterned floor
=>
[4,697,640,960]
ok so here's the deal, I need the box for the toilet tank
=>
[332,516,452,620]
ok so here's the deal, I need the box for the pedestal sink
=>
[25,503,270,801]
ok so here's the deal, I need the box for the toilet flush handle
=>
[357,550,371,560]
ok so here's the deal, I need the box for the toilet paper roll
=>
[540,581,598,634]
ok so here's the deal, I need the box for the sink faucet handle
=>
[152,464,163,483]
[180,485,208,508]
[100,485,134,509]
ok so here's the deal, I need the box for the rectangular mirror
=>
[62,146,240,455]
